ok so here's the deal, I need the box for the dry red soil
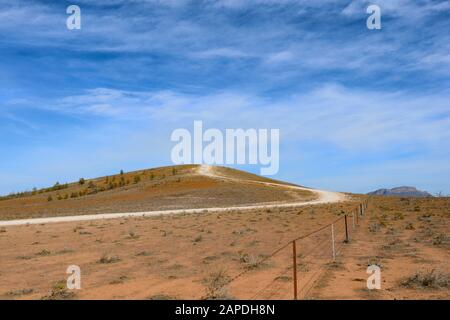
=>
[0,166,448,300]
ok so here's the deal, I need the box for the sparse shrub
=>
[98,253,120,264]
[202,269,232,300]
[432,234,447,245]
[51,182,68,191]
[136,251,152,257]
[70,192,78,199]
[405,222,415,230]
[128,229,139,239]
[401,269,449,289]
[133,175,141,184]
[275,275,292,282]
[6,288,34,297]
[47,195,53,202]
[78,178,85,185]
[41,280,75,300]
[400,197,410,204]
[84,181,99,194]
[36,249,51,256]
[392,212,404,220]
[369,223,380,233]
[238,251,265,270]
[193,235,203,243]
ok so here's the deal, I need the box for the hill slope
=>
[0,165,320,220]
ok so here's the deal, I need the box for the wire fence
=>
[222,199,369,300]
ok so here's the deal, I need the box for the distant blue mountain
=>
[367,186,432,197]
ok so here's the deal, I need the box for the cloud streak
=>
[1,0,450,194]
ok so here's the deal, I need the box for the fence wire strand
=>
[222,199,369,300]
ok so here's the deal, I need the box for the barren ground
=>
[0,166,448,300]
[0,197,448,300]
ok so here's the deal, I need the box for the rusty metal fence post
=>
[292,240,298,300]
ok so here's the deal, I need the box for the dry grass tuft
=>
[202,269,232,300]
[401,269,449,289]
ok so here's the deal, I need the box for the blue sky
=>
[1,0,450,195]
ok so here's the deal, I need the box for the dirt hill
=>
[0,165,316,220]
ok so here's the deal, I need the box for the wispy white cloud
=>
[17,84,450,154]
[1,0,450,194]
[342,0,450,18]
[192,47,252,59]
[2,0,449,77]
[2,82,450,194]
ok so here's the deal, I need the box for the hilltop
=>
[0,165,317,220]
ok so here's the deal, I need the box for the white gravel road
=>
[0,165,345,227]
